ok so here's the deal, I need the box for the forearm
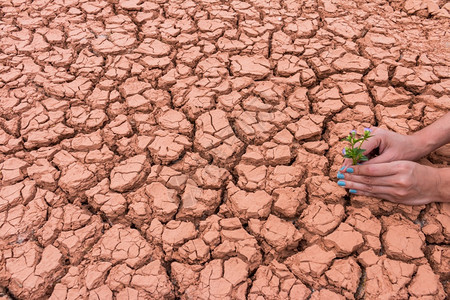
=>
[436,168,450,203]
[412,112,450,156]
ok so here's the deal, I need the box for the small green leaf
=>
[354,149,365,156]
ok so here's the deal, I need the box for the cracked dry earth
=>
[0,0,450,299]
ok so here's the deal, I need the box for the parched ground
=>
[0,0,449,299]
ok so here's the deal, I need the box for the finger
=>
[348,189,392,200]
[349,188,430,205]
[339,174,397,187]
[341,162,398,177]
[337,159,353,174]
[340,179,424,205]
[362,153,394,165]
[357,127,381,155]
[349,189,397,203]
[338,179,395,195]
[343,158,353,167]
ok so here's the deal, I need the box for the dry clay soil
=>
[1,0,450,299]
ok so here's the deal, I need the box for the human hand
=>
[342,127,426,167]
[337,161,444,205]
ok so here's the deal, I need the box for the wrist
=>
[410,131,437,160]
[412,113,450,156]
[435,168,450,203]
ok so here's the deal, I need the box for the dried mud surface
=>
[0,0,449,299]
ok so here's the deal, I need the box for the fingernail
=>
[337,173,345,179]
[339,166,345,171]
[349,189,357,194]
[347,168,354,173]
[338,181,346,186]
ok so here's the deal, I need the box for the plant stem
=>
[351,135,366,165]
[357,136,367,151]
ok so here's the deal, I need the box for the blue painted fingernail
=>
[338,181,345,186]
[337,173,345,179]
[339,166,345,171]
[349,189,357,194]
[347,168,354,173]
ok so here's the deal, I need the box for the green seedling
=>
[342,128,374,165]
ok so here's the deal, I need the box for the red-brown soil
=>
[0,0,449,299]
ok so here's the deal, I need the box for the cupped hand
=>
[338,161,442,205]
[342,127,425,167]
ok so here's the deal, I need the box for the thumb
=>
[358,132,381,156]
[362,152,394,165]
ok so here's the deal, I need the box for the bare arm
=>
[338,112,450,205]
[412,112,450,157]
[345,112,450,166]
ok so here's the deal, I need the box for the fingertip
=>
[341,165,355,174]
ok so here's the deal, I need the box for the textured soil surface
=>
[0,0,450,299]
